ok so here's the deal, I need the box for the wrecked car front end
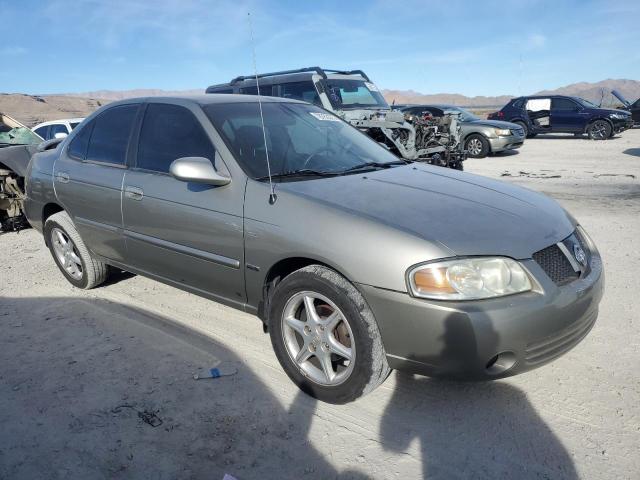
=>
[0,113,42,231]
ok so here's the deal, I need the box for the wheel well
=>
[258,257,339,324]
[585,117,613,133]
[42,202,64,225]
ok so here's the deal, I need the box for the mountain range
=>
[1,79,638,127]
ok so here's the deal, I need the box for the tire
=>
[268,265,390,404]
[513,121,530,138]
[44,211,109,289]
[464,134,490,158]
[587,120,612,140]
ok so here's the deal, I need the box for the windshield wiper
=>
[339,160,408,174]
[257,169,339,181]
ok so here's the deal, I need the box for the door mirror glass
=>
[54,132,68,139]
[170,157,231,186]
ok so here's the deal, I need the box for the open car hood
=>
[611,90,632,108]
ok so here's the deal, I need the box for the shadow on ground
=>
[623,148,640,157]
[1,296,577,479]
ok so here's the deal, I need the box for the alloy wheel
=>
[281,291,355,386]
[467,137,483,156]
[51,227,83,280]
[590,121,609,140]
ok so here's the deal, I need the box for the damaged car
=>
[26,95,603,404]
[0,112,43,231]
[611,90,640,126]
[395,104,525,158]
[207,67,466,170]
[488,95,633,140]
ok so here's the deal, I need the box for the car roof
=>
[33,118,85,128]
[106,94,305,108]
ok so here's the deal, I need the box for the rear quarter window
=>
[85,105,138,165]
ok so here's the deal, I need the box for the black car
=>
[488,95,633,140]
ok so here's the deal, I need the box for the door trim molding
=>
[124,229,240,269]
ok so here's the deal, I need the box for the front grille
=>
[532,244,579,285]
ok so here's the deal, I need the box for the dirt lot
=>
[1,129,639,480]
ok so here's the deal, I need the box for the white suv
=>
[32,118,84,141]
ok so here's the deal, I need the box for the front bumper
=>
[611,117,634,133]
[488,134,525,152]
[359,252,604,380]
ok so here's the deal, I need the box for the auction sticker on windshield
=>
[310,112,342,122]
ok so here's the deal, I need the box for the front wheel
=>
[464,134,490,158]
[587,120,612,140]
[268,265,390,404]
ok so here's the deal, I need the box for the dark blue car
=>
[488,95,633,140]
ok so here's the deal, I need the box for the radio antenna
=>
[247,12,276,204]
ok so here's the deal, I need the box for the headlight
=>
[609,113,629,120]
[494,128,511,136]
[408,257,533,300]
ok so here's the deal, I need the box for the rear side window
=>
[68,121,94,160]
[240,85,272,96]
[34,126,49,140]
[86,105,138,165]
[552,98,578,110]
[512,98,525,109]
[276,81,321,105]
[136,103,215,174]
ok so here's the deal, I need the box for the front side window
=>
[552,98,579,111]
[86,105,138,165]
[205,102,401,179]
[276,82,321,106]
[322,79,388,110]
[50,124,69,137]
[137,103,215,173]
[70,122,81,130]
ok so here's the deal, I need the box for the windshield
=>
[0,114,42,146]
[442,106,479,122]
[574,97,598,108]
[322,79,389,110]
[205,102,402,180]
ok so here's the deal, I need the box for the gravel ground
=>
[1,129,639,480]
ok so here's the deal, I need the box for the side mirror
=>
[169,157,231,186]
[54,132,68,139]
[37,137,65,152]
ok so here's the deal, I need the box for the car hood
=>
[463,119,521,129]
[611,89,632,107]
[278,164,575,259]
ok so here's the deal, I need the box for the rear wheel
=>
[44,211,109,289]
[587,120,612,140]
[464,134,490,158]
[268,265,390,404]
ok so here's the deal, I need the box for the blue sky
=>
[1,0,638,96]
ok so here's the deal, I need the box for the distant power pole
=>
[518,53,523,96]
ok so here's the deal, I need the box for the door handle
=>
[56,171,70,183]
[124,186,144,201]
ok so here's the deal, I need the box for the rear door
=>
[121,102,246,306]
[53,104,139,262]
[551,97,584,132]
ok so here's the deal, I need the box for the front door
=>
[550,97,584,133]
[121,102,246,306]
[53,103,139,262]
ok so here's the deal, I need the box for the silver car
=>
[399,105,526,158]
[25,95,603,404]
